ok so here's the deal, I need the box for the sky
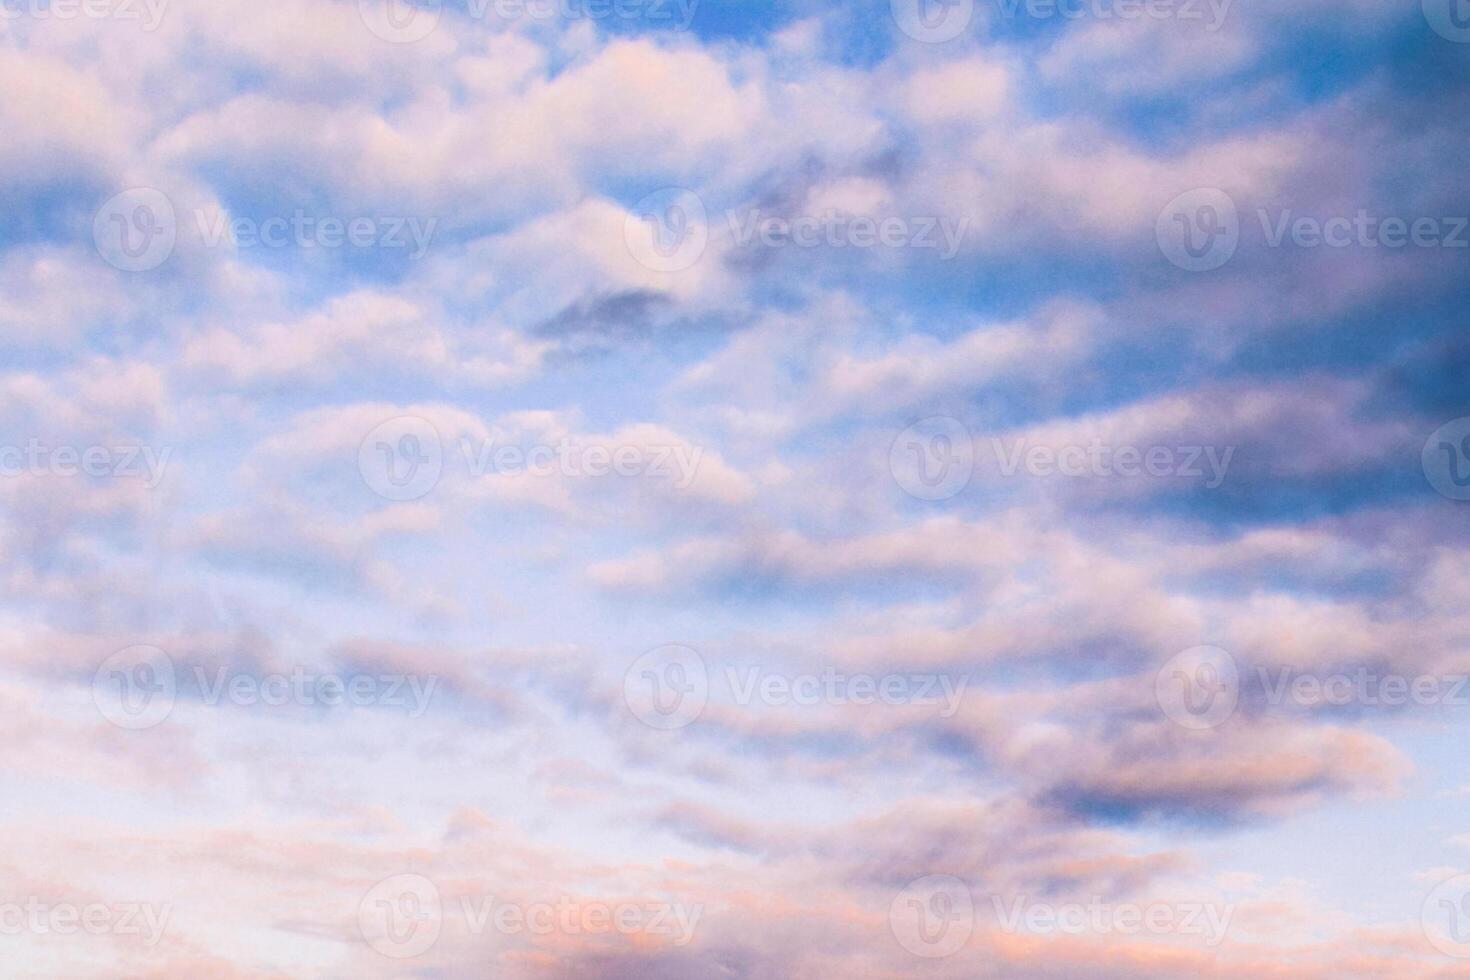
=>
[2,0,1470,976]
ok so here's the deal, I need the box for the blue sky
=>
[2,0,1470,976]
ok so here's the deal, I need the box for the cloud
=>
[2,1,1466,975]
